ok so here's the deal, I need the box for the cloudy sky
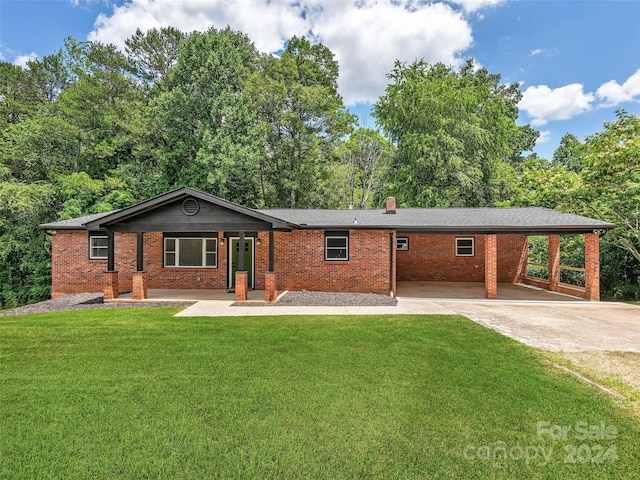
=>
[1,0,639,159]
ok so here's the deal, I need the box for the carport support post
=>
[484,234,498,299]
[548,234,561,292]
[584,232,600,301]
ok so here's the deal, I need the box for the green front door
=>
[229,238,254,289]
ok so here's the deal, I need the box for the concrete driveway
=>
[427,300,640,352]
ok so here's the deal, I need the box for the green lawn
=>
[1,309,639,479]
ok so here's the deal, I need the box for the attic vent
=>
[181,198,200,216]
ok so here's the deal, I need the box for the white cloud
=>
[530,48,543,56]
[311,2,473,104]
[537,130,551,144]
[519,84,595,126]
[13,52,38,68]
[86,0,477,105]
[447,0,506,13]
[596,69,640,107]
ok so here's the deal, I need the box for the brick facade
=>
[51,230,136,298]
[273,229,394,295]
[396,233,526,283]
[52,228,599,300]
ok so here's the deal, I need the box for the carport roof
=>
[258,206,615,234]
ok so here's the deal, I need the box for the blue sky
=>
[1,0,639,159]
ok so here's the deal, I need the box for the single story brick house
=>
[39,186,615,302]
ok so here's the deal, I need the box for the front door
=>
[228,237,254,289]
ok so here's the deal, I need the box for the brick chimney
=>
[385,197,396,214]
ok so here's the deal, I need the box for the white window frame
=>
[164,237,217,268]
[455,237,475,257]
[325,234,349,261]
[396,237,409,250]
[89,235,108,260]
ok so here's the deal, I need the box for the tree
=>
[125,26,185,93]
[374,58,527,207]
[0,181,58,308]
[0,62,37,127]
[151,27,264,204]
[552,133,584,172]
[507,111,640,299]
[576,111,640,263]
[251,36,355,208]
[339,128,393,208]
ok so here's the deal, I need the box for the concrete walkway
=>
[175,298,457,317]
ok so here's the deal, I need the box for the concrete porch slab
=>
[397,281,584,302]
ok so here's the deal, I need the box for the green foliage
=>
[374,58,526,207]
[0,182,57,307]
[508,112,640,299]
[0,24,638,305]
[338,128,394,208]
[251,36,355,207]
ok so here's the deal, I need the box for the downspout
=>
[389,231,394,297]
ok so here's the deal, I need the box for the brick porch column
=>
[584,232,600,301]
[132,271,148,300]
[235,271,248,302]
[103,271,119,300]
[265,271,277,302]
[484,234,498,299]
[548,234,561,292]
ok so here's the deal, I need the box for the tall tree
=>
[152,27,263,204]
[374,58,526,207]
[251,36,354,208]
[125,26,185,93]
[339,128,393,208]
[576,111,640,263]
[552,133,584,172]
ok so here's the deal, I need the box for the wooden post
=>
[268,230,274,272]
[548,234,561,292]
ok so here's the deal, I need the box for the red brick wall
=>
[51,230,136,298]
[396,234,526,283]
[273,230,394,295]
[52,229,527,297]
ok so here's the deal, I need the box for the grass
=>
[1,309,639,479]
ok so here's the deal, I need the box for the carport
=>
[393,207,615,301]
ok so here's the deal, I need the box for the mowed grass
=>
[1,309,639,479]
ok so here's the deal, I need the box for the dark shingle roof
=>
[39,211,116,230]
[37,185,616,234]
[258,207,615,234]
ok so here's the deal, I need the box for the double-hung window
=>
[455,237,475,256]
[325,231,349,261]
[89,234,108,259]
[164,237,217,268]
